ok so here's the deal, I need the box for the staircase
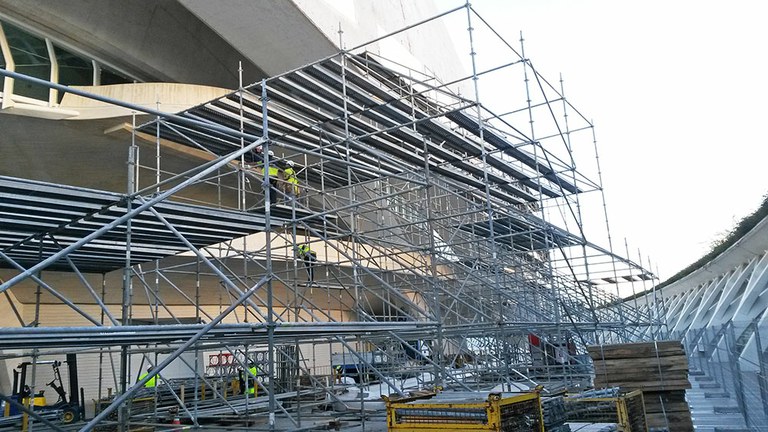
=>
[686,368,748,432]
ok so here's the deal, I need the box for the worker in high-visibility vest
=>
[254,150,281,204]
[334,365,343,384]
[297,244,317,284]
[283,160,300,198]
[265,150,279,177]
[244,364,258,396]
[138,366,156,388]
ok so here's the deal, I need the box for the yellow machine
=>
[384,390,544,432]
[2,394,46,417]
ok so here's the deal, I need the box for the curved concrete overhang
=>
[178,0,338,78]
[1,82,232,120]
[638,212,768,344]
[60,82,232,119]
[655,216,768,299]
[291,0,465,83]
[178,0,465,82]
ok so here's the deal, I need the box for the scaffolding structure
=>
[0,4,664,431]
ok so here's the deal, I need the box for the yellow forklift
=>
[3,354,83,424]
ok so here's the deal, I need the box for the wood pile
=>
[587,341,693,432]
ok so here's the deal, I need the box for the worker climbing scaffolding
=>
[297,243,317,284]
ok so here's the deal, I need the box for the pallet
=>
[587,341,694,431]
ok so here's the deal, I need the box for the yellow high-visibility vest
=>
[246,366,258,395]
[254,162,279,177]
[284,167,300,195]
[284,168,298,184]
[139,372,156,388]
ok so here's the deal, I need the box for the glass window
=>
[54,45,93,103]
[0,19,137,102]
[2,22,51,101]
[100,66,131,85]
[55,45,93,86]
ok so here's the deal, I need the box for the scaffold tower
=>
[0,4,663,431]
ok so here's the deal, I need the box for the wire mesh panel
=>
[565,390,647,432]
[621,391,648,432]
[385,391,543,432]
[565,398,618,424]
[394,407,487,425]
[541,396,568,430]
[498,395,544,432]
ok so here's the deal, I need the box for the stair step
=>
[714,405,741,414]
[695,376,715,382]
[714,428,750,432]
[689,370,706,376]
[700,383,721,389]
[704,392,730,398]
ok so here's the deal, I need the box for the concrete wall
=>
[60,82,231,119]
[0,303,350,407]
[0,289,22,328]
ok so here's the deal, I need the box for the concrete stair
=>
[687,369,747,432]
[714,405,742,414]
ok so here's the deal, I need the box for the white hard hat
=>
[267,150,274,157]
[287,160,295,167]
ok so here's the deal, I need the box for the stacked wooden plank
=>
[587,341,693,432]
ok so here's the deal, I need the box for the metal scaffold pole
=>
[261,79,278,431]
